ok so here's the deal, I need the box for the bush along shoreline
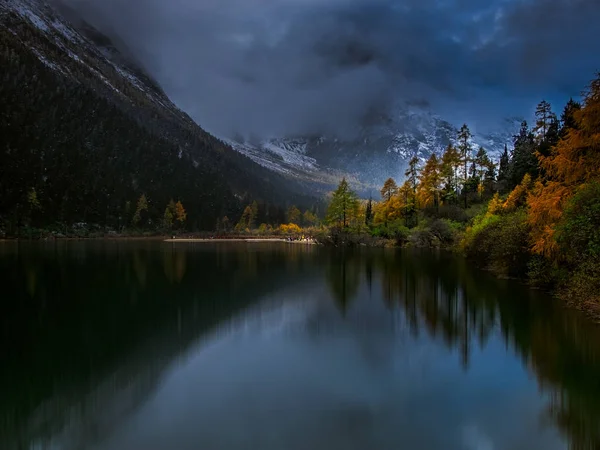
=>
[315,73,600,321]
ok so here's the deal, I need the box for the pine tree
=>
[497,144,510,192]
[534,100,553,142]
[326,178,359,230]
[405,157,419,192]
[474,147,491,181]
[535,101,560,158]
[483,160,497,196]
[365,197,373,226]
[440,143,461,204]
[457,124,473,208]
[163,199,176,229]
[509,120,537,189]
[399,180,417,227]
[560,98,581,137]
[472,147,492,198]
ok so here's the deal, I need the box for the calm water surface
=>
[1,241,599,450]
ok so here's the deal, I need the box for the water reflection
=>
[0,243,598,449]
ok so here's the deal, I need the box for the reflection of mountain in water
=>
[0,242,321,449]
[1,244,599,449]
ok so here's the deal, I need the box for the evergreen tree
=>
[509,121,537,189]
[440,143,461,204]
[560,98,582,137]
[497,144,510,192]
[535,101,560,158]
[457,124,473,207]
[534,100,553,142]
[483,160,497,196]
[474,147,491,181]
[326,178,359,230]
[163,199,176,229]
[405,156,420,194]
[399,180,417,227]
[365,197,373,226]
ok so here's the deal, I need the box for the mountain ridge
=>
[0,0,316,231]
[229,107,522,189]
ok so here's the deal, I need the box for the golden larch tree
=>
[528,73,600,256]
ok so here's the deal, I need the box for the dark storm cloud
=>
[59,0,600,138]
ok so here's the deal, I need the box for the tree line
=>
[0,14,312,237]
[322,73,600,314]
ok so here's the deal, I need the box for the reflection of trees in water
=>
[2,244,599,449]
[132,249,148,288]
[365,249,600,449]
[326,251,361,313]
[163,247,187,284]
[0,242,324,449]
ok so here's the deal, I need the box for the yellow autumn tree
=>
[175,201,187,225]
[417,154,442,209]
[503,173,533,212]
[528,73,600,256]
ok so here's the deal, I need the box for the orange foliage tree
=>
[528,73,600,256]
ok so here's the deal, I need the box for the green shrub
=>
[555,182,600,311]
[464,210,530,277]
[429,219,457,245]
[556,182,600,262]
[425,205,469,223]
[527,255,561,289]
[370,220,409,244]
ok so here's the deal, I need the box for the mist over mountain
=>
[56,0,599,142]
[0,0,318,233]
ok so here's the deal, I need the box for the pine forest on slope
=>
[0,0,316,234]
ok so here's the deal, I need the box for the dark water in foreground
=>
[1,242,599,450]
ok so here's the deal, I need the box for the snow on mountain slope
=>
[228,138,319,176]
[1,0,519,194]
[0,0,183,117]
[230,106,522,188]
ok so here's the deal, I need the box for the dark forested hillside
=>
[0,0,311,233]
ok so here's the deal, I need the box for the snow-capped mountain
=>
[1,0,317,218]
[231,107,522,189]
[0,0,520,200]
[0,0,185,117]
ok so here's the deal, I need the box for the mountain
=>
[0,0,313,232]
[230,107,522,191]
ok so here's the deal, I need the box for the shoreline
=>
[164,238,317,245]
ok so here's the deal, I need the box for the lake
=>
[1,241,599,450]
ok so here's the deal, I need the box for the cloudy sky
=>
[62,0,599,138]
